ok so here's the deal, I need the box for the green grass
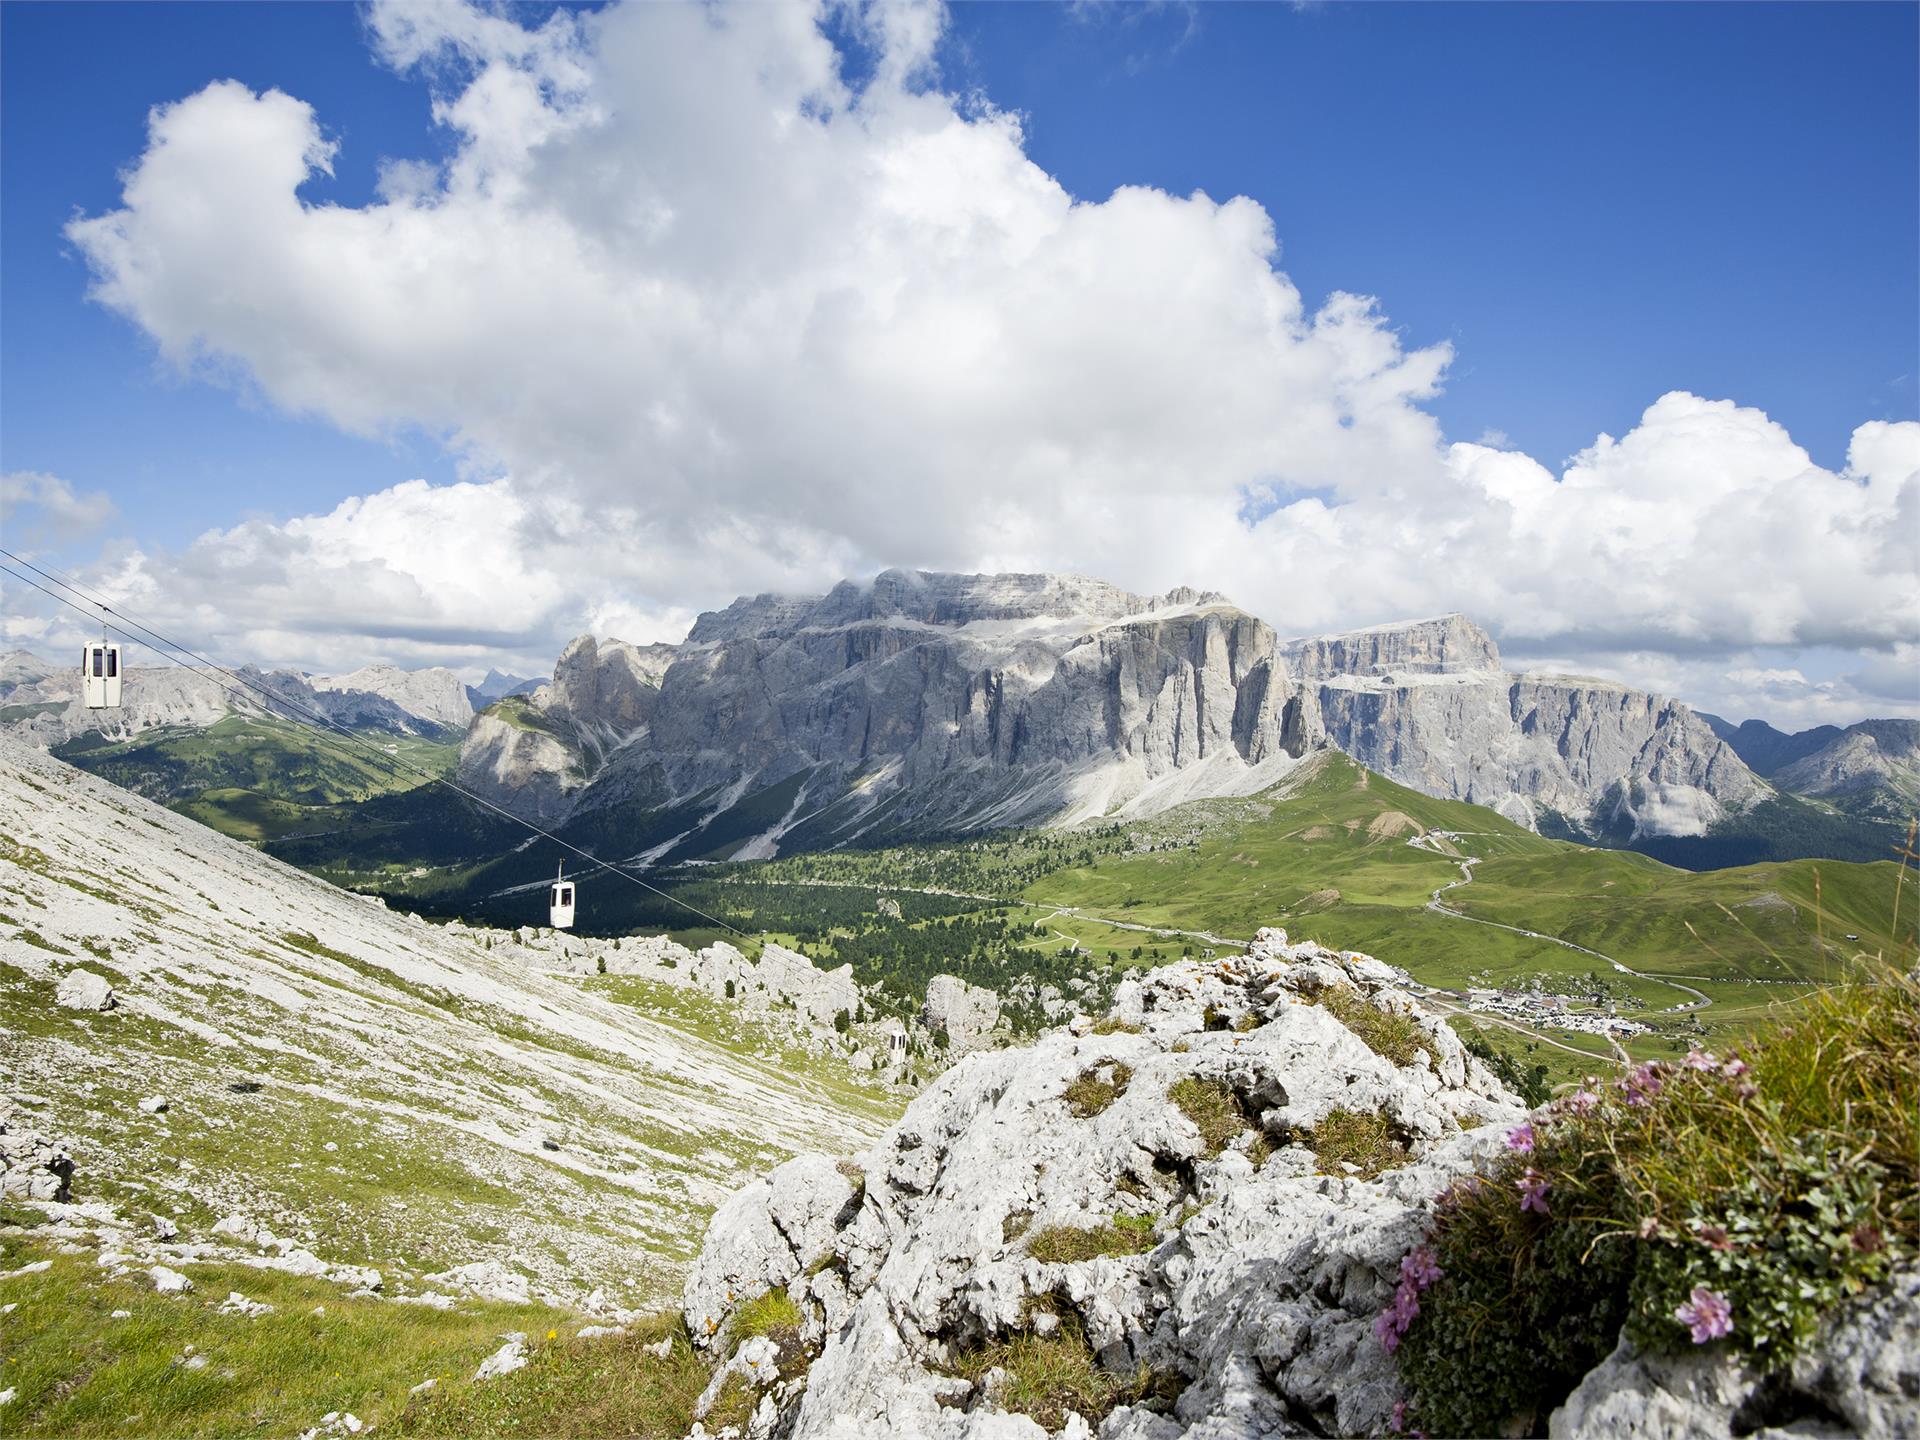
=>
[53,715,460,848]
[1302,1107,1406,1179]
[1320,988,1428,1067]
[1062,1062,1133,1118]
[1168,1077,1247,1156]
[730,1286,802,1342]
[1026,1214,1157,1263]
[0,1243,590,1438]
[953,1318,1178,1430]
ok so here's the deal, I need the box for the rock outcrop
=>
[680,929,1525,1438]
[922,975,1003,1050]
[1548,1266,1920,1440]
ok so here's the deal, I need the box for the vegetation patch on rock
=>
[954,1317,1179,1430]
[1319,987,1428,1067]
[1063,1061,1133,1118]
[1301,1107,1407,1179]
[1168,1076,1248,1156]
[1392,958,1920,1437]
[1026,1214,1158,1263]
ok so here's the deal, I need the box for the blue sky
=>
[1,1,1915,722]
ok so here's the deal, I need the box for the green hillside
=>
[53,714,459,842]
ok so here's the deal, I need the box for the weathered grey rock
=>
[1549,1266,1920,1440]
[1774,719,1920,817]
[56,967,115,1011]
[0,1105,75,1203]
[922,974,1002,1049]
[149,1265,192,1294]
[682,932,1524,1438]
[473,1335,529,1381]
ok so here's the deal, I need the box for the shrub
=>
[1303,1108,1406,1180]
[1320,988,1427,1067]
[1169,1077,1247,1155]
[1027,1214,1157,1263]
[1392,960,1920,1437]
[1090,1015,1142,1035]
[1064,1062,1134,1118]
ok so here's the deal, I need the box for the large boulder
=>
[679,931,1524,1438]
[55,967,115,1011]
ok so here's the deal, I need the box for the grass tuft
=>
[955,1317,1179,1430]
[1063,1062,1133,1118]
[1168,1077,1247,1156]
[1302,1107,1406,1179]
[1320,988,1427,1067]
[1026,1214,1157,1264]
[731,1286,802,1343]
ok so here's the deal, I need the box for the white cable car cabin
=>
[82,641,123,709]
[549,866,577,930]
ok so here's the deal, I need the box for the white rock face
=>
[462,574,1764,848]
[310,664,474,732]
[682,930,1525,1438]
[922,974,1002,1049]
[0,1103,75,1203]
[55,968,116,1011]
[473,1336,529,1381]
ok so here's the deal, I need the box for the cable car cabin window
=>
[106,649,118,678]
[561,885,575,904]
[91,648,104,677]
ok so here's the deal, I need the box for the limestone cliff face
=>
[469,571,1317,848]
[1314,668,1764,838]
[458,574,1767,851]
[1283,612,1502,679]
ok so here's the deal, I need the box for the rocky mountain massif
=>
[458,571,1772,857]
[1707,713,1920,822]
[0,737,897,1312]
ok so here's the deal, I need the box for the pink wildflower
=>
[1390,1400,1410,1434]
[1401,1246,1443,1290]
[1694,1223,1732,1251]
[1674,1286,1734,1343]
[1566,1087,1598,1116]
[1373,1308,1403,1353]
[1682,1048,1718,1071]
[1630,1061,1666,1096]
[1721,1056,1750,1078]
[1517,1168,1551,1215]
[1506,1122,1536,1153]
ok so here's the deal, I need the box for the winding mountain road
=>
[1409,830,1711,1022]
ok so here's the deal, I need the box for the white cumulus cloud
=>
[35,0,1920,719]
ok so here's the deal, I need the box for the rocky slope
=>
[459,573,1765,852]
[0,737,895,1311]
[1771,719,1920,820]
[676,931,1918,1439]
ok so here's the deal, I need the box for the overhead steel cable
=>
[0,551,745,936]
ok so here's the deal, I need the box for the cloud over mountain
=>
[47,0,1920,721]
